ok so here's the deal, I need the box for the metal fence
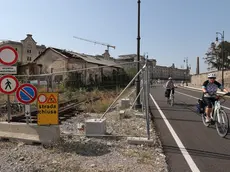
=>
[0,62,139,121]
[0,58,155,142]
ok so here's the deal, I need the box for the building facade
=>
[116,54,157,79]
[116,54,190,81]
[32,47,122,86]
[152,63,190,80]
[0,34,46,64]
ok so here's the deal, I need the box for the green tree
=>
[204,41,230,70]
[125,67,137,78]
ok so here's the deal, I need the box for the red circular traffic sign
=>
[16,83,37,104]
[38,94,47,104]
[0,46,18,65]
[0,75,19,94]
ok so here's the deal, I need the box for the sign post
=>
[7,95,11,123]
[25,104,31,124]
[0,46,19,123]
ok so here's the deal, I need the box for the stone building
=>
[0,34,46,64]
[32,47,122,86]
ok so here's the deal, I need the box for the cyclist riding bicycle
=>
[202,73,228,123]
[165,77,175,100]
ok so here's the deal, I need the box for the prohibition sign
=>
[0,46,18,65]
[0,75,19,94]
[38,94,47,103]
[16,83,37,104]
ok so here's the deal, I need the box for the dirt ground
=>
[0,88,168,172]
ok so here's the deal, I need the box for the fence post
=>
[140,71,144,112]
[145,57,150,140]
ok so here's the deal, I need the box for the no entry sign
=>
[0,46,18,66]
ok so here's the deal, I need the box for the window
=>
[27,56,32,61]
[27,50,31,53]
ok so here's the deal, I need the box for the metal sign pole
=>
[25,104,31,124]
[7,95,11,123]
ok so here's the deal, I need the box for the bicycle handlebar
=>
[204,92,230,97]
[203,92,230,104]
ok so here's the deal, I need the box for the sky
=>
[0,0,230,73]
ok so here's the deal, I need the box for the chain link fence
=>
[0,62,140,120]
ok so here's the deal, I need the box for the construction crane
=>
[73,36,115,53]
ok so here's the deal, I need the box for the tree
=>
[204,41,230,71]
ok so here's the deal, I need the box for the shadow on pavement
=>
[149,105,197,113]
[153,116,201,123]
[163,145,230,160]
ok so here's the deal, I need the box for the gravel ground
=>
[0,91,168,172]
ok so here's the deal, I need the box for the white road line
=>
[176,91,230,111]
[179,87,202,93]
[149,93,200,172]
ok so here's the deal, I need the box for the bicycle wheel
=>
[170,96,174,106]
[215,109,229,138]
[202,113,210,127]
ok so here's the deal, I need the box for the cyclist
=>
[165,77,175,100]
[202,73,228,123]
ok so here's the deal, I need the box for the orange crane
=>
[73,36,115,53]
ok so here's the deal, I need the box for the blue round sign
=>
[16,83,37,104]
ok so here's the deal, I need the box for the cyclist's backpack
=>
[196,99,205,113]
[164,90,169,97]
[164,90,167,97]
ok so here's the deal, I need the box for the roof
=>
[118,54,145,60]
[0,40,21,45]
[34,47,122,68]
[0,34,46,48]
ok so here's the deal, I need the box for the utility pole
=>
[135,0,142,109]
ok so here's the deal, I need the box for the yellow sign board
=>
[37,92,59,125]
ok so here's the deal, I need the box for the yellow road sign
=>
[37,92,59,125]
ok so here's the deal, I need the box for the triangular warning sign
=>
[47,94,57,103]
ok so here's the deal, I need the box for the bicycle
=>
[200,93,230,138]
[166,90,174,106]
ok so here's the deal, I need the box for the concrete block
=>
[120,98,130,109]
[85,118,106,136]
[119,110,126,119]
[127,137,154,146]
[0,122,60,144]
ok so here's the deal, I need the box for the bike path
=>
[150,86,230,172]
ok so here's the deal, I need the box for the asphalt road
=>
[149,85,230,172]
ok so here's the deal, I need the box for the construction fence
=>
[0,62,140,116]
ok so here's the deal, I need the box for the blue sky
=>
[0,0,230,73]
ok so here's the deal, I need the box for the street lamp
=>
[216,31,224,87]
[135,0,142,109]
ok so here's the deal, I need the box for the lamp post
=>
[216,31,224,87]
[135,0,142,109]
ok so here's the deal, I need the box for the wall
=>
[190,70,230,88]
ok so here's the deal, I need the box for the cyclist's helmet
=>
[168,77,172,80]
[207,73,216,79]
